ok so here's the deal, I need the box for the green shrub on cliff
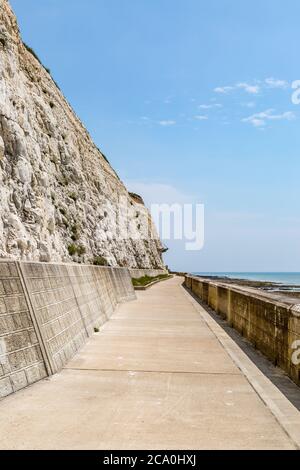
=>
[68,244,86,257]
[92,256,108,267]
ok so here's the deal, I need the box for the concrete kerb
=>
[183,285,300,450]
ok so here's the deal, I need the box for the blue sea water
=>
[194,273,300,286]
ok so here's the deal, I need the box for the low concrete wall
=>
[129,269,168,279]
[185,275,300,386]
[0,261,136,398]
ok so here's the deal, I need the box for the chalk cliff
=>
[0,0,165,268]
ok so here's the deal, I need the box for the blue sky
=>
[10,0,300,272]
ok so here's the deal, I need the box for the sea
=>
[194,272,300,287]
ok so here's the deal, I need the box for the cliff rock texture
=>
[0,0,164,268]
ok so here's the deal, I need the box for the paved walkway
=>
[0,277,299,450]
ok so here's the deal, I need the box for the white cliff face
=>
[0,0,164,268]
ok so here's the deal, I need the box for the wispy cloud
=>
[140,117,177,127]
[158,120,176,126]
[236,82,260,94]
[214,86,234,94]
[214,78,290,96]
[242,109,296,127]
[194,115,208,121]
[265,77,289,89]
[198,103,222,109]
[215,82,260,95]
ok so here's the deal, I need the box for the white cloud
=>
[198,103,222,109]
[194,115,208,121]
[158,120,176,126]
[214,78,289,98]
[141,117,177,127]
[214,86,234,94]
[265,77,289,89]
[214,82,260,94]
[242,109,296,127]
[247,117,265,127]
[236,82,260,94]
[268,110,295,120]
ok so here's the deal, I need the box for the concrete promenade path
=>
[0,277,299,450]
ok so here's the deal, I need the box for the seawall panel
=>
[185,275,300,386]
[0,262,48,398]
[19,262,89,374]
[0,261,136,397]
[111,268,137,303]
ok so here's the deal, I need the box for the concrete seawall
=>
[0,261,136,398]
[185,275,300,386]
